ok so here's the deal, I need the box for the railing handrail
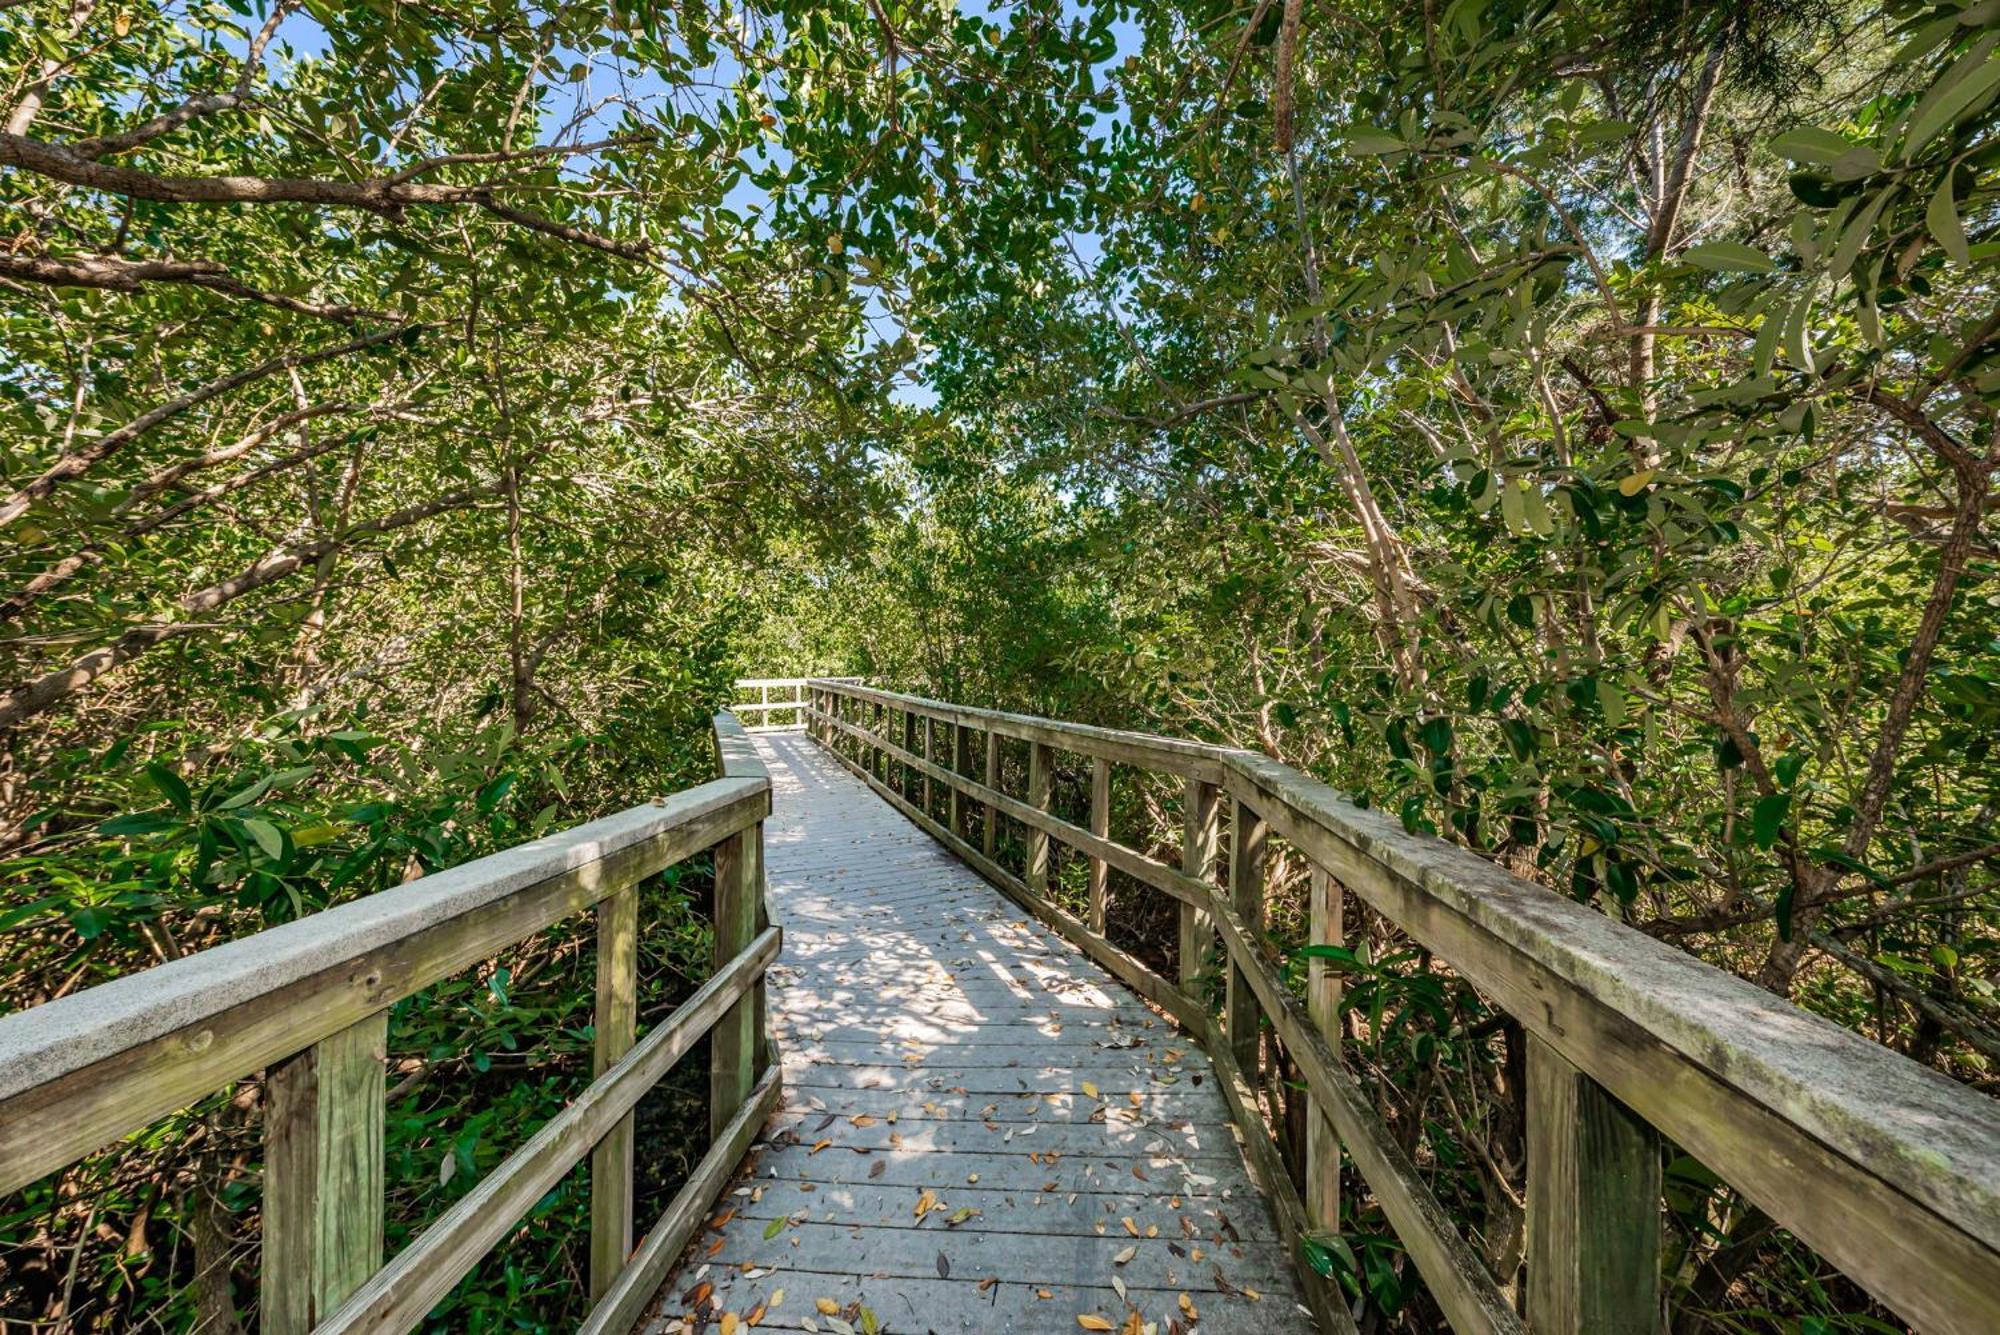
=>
[803,677,2000,1335]
[0,710,780,1333]
[0,776,759,1113]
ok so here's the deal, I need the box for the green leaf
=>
[1299,944,1368,970]
[1926,172,1971,265]
[1343,131,1405,155]
[1595,678,1627,728]
[1767,127,1855,165]
[145,762,192,815]
[763,1215,787,1239]
[1752,792,1791,850]
[1905,54,2000,159]
[241,818,285,860]
[1683,241,1777,274]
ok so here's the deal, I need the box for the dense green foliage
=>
[2,0,1996,1330]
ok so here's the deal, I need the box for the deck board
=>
[642,731,1318,1334]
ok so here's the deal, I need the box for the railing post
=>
[1179,779,1219,995]
[1087,756,1111,934]
[589,883,638,1300]
[264,1012,387,1334]
[873,702,885,779]
[1026,740,1053,895]
[950,722,971,839]
[900,708,916,794]
[1225,797,1266,1071]
[982,727,1000,860]
[1306,866,1342,1239]
[1526,1036,1662,1335]
[710,821,763,1142]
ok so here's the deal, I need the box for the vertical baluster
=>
[1026,740,1053,895]
[710,821,764,1140]
[264,1012,387,1334]
[1306,866,1343,1239]
[1087,756,1111,934]
[1225,798,1267,1071]
[950,722,971,839]
[982,727,1000,860]
[922,716,935,814]
[902,709,917,798]
[589,884,638,1299]
[1179,779,1219,998]
[1527,1036,1662,1334]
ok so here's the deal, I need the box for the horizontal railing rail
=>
[0,711,781,1333]
[802,679,2000,1335]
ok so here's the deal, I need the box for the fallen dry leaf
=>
[816,1298,841,1315]
[1113,1245,1137,1265]
[1178,1293,1198,1321]
[1078,1317,1114,1331]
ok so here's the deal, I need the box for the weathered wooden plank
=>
[951,721,971,840]
[580,1064,783,1335]
[1224,799,1266,1074]
[757,1144,1251,1199]
[319,929,780,1334]
[711,822,764,1143]
[731,1176,1280,1241]
[1088,756,1111,934]
[706,1217,1297,1290]
[758,1109,1243,1161]
[264,1011,387,1335]
[589,883,639,1301]
[1306,866,1342,1238]
[655,1271,1289,1335]
[923,715,936,814]
[1026,739,1053,894]
[982,724,1000,859]
[1526,1036,1662,1335]
[773,1084,1228,1125]
[0,777,766,1196]
[1179,778,1219,1000]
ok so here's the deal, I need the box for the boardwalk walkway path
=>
[644,731,1316,1333]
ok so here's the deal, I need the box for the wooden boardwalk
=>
[643,731,1317,1333]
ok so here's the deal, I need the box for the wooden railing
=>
[730,676,860,733]
[0,712,780,1333]
[802,679,2000,1335]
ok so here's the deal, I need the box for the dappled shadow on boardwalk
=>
[642,732,1316,1333]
